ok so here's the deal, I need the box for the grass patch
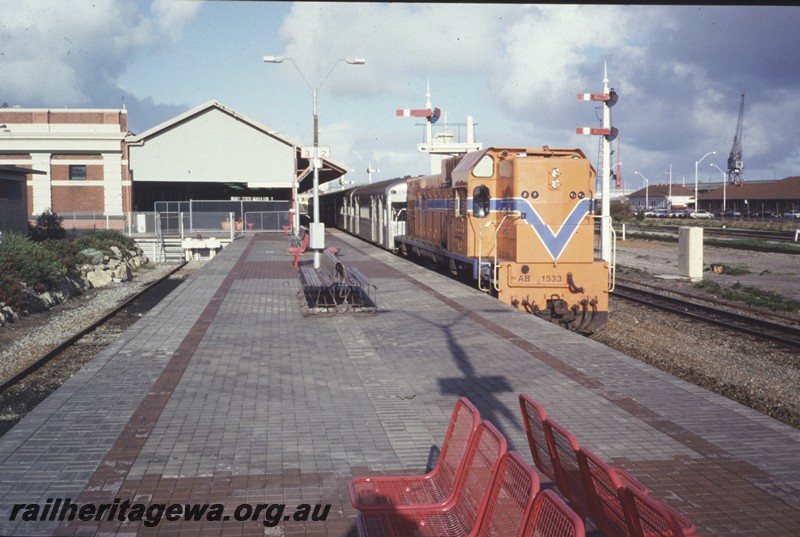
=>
[615,264,648,276]
[718,264,751,276]
[706,238,800,254]
[694,280,800,313]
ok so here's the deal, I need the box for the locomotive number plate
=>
[540,274,563,284]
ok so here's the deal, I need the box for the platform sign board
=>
[300,146,330,159]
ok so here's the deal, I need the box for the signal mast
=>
[727,92,745,186]
[577,63,618,263]
[397,82,481,174]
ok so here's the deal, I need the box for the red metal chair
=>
[521,489,586,537]
[621,485,695,537]
[356,420,507,537]
[519,393,560,488]
[288,230,310,269]
[577,446,637,537]
[543,417,595,520]
[473,451,540,537]
[578,447,695,537]
[350,398,481,511]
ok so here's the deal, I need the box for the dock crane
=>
[727,92,745,185]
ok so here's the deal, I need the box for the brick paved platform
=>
[0,231,798,536]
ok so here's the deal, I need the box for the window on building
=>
[69,165,87,180]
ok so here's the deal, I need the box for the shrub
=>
[0,233,66,308]
[610,201,635,221]
[28,209,66,241]
[74,229,137,254]
[0,229,142,313]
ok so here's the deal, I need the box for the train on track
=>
[315,146,611,332]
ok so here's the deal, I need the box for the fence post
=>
[229,212,235,240]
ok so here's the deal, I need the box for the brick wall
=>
[52,185,105,213]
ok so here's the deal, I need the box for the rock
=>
[111,263,132,282]
[86,269,114,288]
[80,248,104,265]
[57,275,86,299]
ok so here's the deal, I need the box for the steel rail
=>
[612,283,800,350]
[0,262,187,395]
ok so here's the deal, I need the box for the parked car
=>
[668,209,688,218]
[689,210,713,219]
[751,209,779,218]
[721,209,742,217]
[653,208,671,218]
[784,209,800,219]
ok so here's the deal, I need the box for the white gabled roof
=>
[125,100,348,174]
[126,100,294,145]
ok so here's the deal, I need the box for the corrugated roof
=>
[699,176,800,200]
[627,184,695,197]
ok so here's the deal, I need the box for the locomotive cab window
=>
[473,185,490,218]
[473,155,494,178]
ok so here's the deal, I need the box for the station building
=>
[627,184,695,211]
[698,176,800,215]
[0,101,347,231]
[627,177,800,216]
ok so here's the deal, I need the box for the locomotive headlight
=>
[521,265,530,274]
[549,168,561,189]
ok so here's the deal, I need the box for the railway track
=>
[611,282,800,350]
[0,262,188,397]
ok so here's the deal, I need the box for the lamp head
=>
[263,55,285,63]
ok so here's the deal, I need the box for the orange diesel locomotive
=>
[395,146,609,332]
[318,146,611,332]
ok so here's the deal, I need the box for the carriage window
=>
[392,202,407,222]
[473,186,490,218]
[472,155,494,178]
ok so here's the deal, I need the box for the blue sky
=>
[3,2,800,191]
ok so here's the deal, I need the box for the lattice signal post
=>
[577,66,618,264]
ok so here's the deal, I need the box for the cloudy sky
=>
[3,2,799,191]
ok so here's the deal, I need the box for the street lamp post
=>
[710,163,727,213]
[263,55,365,268]
[634,171,649,212]
[694,151,716,215]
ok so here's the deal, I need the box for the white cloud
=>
[0,0,200,106]
[278,2,504,96]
